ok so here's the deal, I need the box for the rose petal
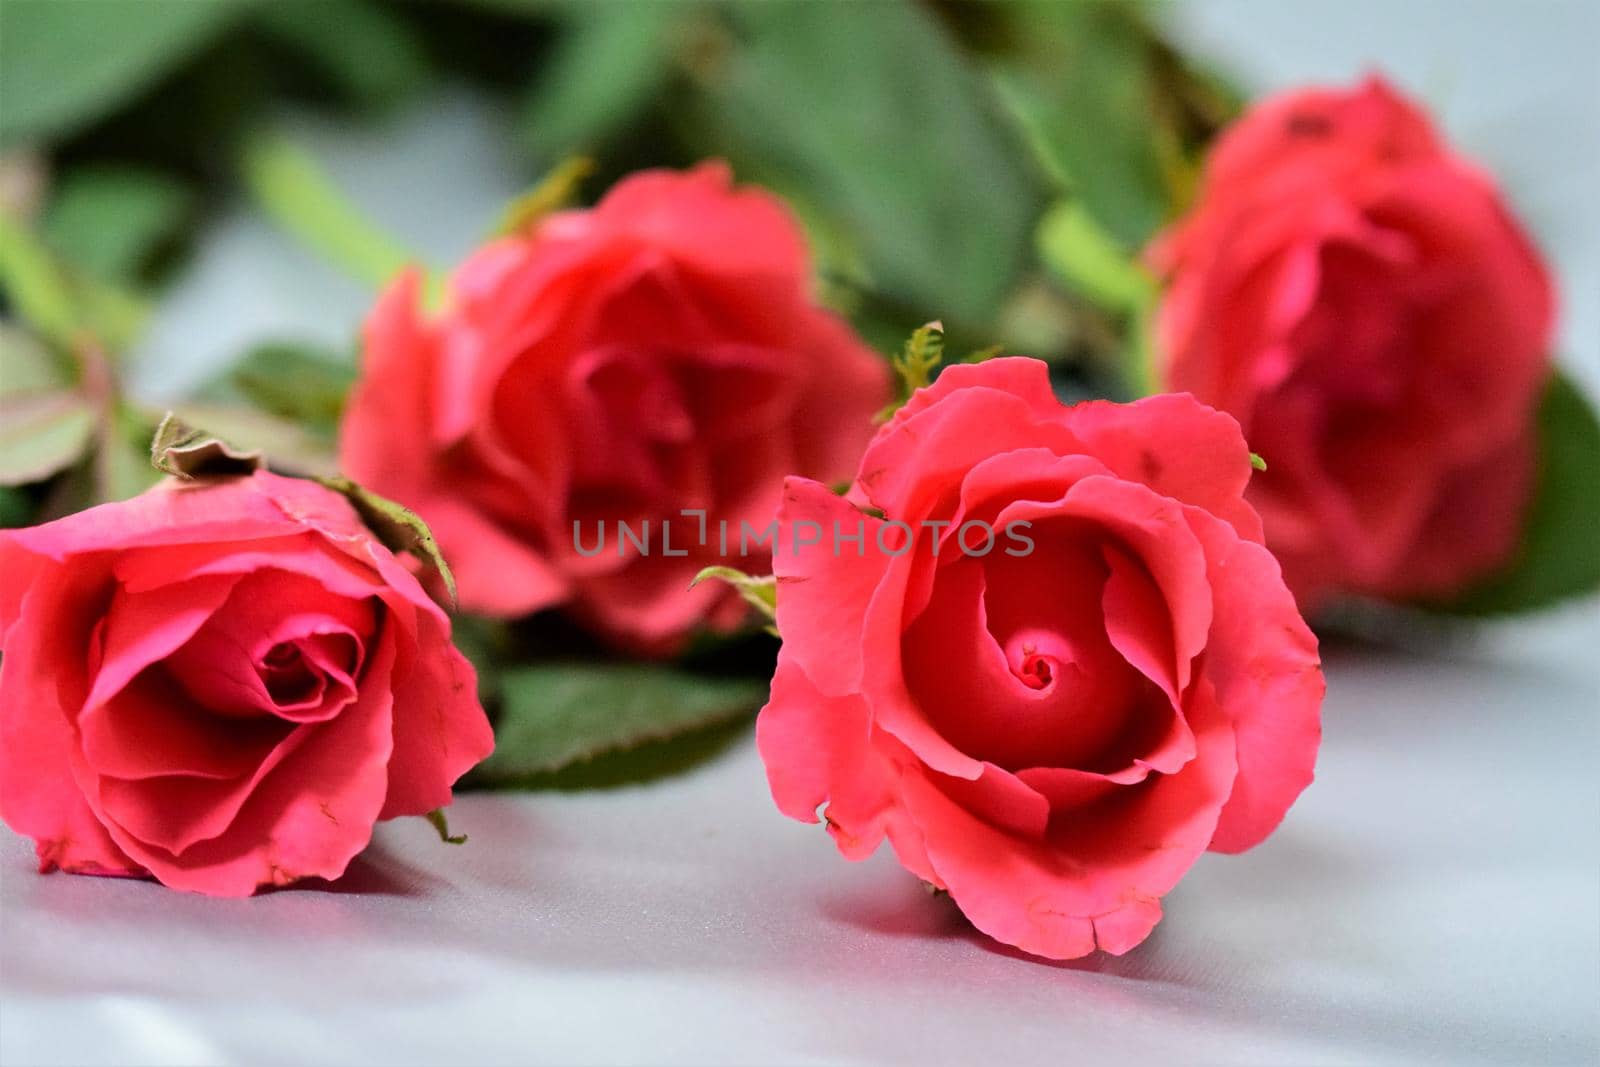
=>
[377,601,493,820]
[164,568,375,720]
[5,477,303,561]
[857,360,1080,521]
[1184,507,1323,853]
[1065,393,1263,542]
[88,625,402,895]
[902,555,1143,772]
[756,650,936,881]
[83,573,241,711]
[567,162,809,284]
[998,476,1213,696]
[0,557,142,877]
[79,669,291,782]
[771,478,892,697]
[901,680,1238,959]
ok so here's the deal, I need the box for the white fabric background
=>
[4,2,1598,1064]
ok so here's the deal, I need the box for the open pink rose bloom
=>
[758,358,1325,959]
[341,163,890,652]
[0,471,493,896]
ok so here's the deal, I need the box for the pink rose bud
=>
[340,162,891,653]
[757,358,1324,960]
[0,471,493,895]
[1149,74,1555,610]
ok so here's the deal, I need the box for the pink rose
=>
[0,471,493,896]
[340,162,891,651]
[1149,75,1555,609]
[757,358,1323,959]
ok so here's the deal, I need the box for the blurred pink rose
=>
[1150,75,1554,609]
[341,162,890,651]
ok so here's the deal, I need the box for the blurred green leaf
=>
[43,166,191,283]
[221,341,356,435]
[0,213,150,352]
[0,390,96,486]
[0,323,72,395]
[705,0,1039,326]
[489,715,751,791]
[1037,199,1156,315]
[994,2,1169,248]
[1425,370,1600,615]
[476,663,767,783]
[0,212,79,348]
[0,484,32,528]
[99,405,163,503]
[519,2,678,157]
[252,0,431,110]
[0,0,251,149]
[241,132,419,290]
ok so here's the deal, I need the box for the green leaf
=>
[314,475,457,608]
[518,3,677,157]
[1424,370,1600,616]
[1037,199,1156,315]
[0,212,150,352]
[492,716,749,791]
[43,166,191,283]
[149,411,265,480]
[0,0,250,149]
[476,664,768,783]
[0,323,96,486]
[0,390,96,486]
[0,323,72,395]
[241,132,420,291]
[705,0,1040,325]
[0,212,79,348]
[222,341,356,435]
[101,411,163,502]
[252,0,431,110]
[993,3,1170,248]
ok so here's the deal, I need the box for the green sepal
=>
[314,474,458,610]
[425,809,467,846]
[149,411,264,480]
[496,156,595,236]
[691,565,777,626]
